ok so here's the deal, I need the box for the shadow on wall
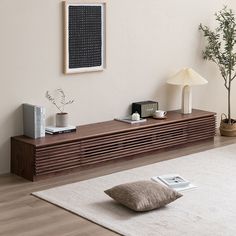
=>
[13,106,23,134]
[46,114,55,126]
[152,83,182,111]
[0,105,23,173]
[0,138,12,174]
[166,85,182,111]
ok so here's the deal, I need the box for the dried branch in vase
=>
[45,88,74,113]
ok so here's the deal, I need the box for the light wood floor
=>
[1,134,236,236]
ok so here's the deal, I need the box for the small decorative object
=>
[63,0,106,74]
[132,101,158,118]
[131,112,140,121]
[56,113,68,127]
[45,89,74,127]
[153,110,167,119]
[167,68,208,114]
[199,6,236,136]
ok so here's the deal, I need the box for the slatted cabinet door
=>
[11,109,216,181]
[35,141,81,176]
[80,122,188,166]
[187,116,216,143]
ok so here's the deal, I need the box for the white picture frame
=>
[63,0,106,74]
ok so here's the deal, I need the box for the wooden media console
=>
[11,109,216,181]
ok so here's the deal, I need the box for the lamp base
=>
[182,85,192,114]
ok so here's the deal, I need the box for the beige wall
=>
[0,0,235,174]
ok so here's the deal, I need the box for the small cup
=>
[153,110,167,118]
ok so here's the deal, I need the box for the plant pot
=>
[56,113,69,127]
[220,114,236,137]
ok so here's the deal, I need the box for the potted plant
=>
[46,88,74,127]
[199,6,236,136]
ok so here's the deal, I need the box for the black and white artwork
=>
[64,1,106,74]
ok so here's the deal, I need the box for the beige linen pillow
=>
[104,180,182,212]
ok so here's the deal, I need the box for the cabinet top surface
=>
[12,109,216,147]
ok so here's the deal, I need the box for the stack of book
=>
[45,125,76,135]
[23,103,46,139]
[151,174,197,191]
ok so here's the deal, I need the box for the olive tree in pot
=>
[46,89,74,127]
[199,6,236,136]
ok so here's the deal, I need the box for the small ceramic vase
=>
[56,113,69,127]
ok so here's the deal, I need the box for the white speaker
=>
[23,103,45,139]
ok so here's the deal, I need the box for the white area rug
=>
[33,144,236,236]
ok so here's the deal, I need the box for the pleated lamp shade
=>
[167,68,208,86]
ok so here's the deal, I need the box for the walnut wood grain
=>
[11,109,216,181]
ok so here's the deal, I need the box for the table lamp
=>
[167,68,208,114]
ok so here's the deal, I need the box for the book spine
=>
[46,129,76,135]
[35,106,46,138]
[40,107,46,137]
[115,118,147,124]
[114,118,133,124]
[34,107,37,138]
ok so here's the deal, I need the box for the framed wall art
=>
[63,0,106,74]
